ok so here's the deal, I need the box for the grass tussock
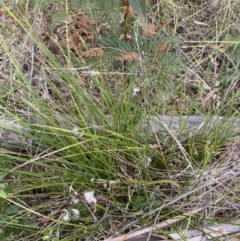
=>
[0,0,240,240]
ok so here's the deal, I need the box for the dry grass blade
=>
[157,19,172,32]
[0,7,15,23]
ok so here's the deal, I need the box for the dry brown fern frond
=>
[69,9,97,41]
[142,19,172,36]
[142,23,159,36]
[40,8,99,58]
[114,52,139,62]
[156,40,168,52]
[67,35,84,52]
[81,48,103,58]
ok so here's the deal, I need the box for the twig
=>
[27,43,35,155]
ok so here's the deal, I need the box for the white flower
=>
[62,209,70,221]
[132,87,140,97]
[62,209,80,222]
[84,190,97,211]
[147,157,152,166]
[71,195,80,204]
[84,190,97,205]
[71,209,80,217]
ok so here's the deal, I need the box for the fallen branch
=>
[1,115,240,151]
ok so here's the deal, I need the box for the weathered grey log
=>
[0,119,29,151]
[0,115,240,151]
[140,115,240,136]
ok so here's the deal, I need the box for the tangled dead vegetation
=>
[33,8,170,62]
